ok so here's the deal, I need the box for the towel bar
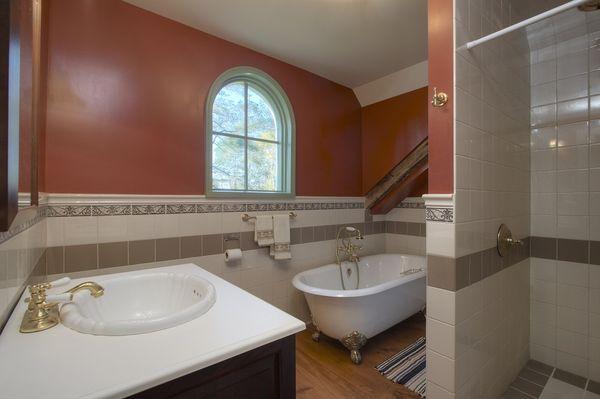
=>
[241,212,297,222]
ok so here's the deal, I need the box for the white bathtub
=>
[292,253,426,363]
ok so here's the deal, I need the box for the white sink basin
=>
[60,272,216,335]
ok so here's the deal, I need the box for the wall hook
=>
[431,87,448,107]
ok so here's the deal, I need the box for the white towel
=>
[270,214,291,260]
[254,215,274,247]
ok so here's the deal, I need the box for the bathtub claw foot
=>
[340,331,367,365]
[312,331,320,342]
[350,349,362,364]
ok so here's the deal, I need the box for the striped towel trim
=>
[375,337,426,397]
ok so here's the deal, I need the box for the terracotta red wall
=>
[43,0,362,196]
[361,87,428,194]
[427,0,453,193]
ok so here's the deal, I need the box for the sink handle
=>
[45,293,73,304]
[49,277,71,287]
[23,277,72,304]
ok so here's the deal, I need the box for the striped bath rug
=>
[375,337,426,397]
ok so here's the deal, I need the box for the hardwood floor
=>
[296,313,426,399]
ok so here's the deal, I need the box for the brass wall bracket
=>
[431,87,448,107]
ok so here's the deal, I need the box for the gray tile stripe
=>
[429,234,600,291]
[511,377,544,398]
[42,221,398,274]
[518,368,549,387]
[506,361,600,398]
[427,237,530,291]
[526,360,553,376]
[46,201,365,217]
[396,202,425,209]
[385,221,426,237]
[531,236,600,265]
[553,369,587,389]
[589,380,600,395]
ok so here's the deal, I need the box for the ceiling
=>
[123,0,428,88]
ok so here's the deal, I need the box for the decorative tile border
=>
[423,194,453,223]
[47,205,91,217]
[0,199,364,245]
[46,201,365,217]
[0,206,48,246]
[425,207,454,222]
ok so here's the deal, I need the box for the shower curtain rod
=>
[466,0,589,49]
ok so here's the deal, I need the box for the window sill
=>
[205,191,296,200]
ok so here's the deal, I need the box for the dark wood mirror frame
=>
[1,0,21,232]
[1,0,45,231]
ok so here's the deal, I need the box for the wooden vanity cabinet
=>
[129,335,296,399]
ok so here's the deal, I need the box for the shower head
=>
[343,226,363,239]
[347,226,364,239]
[579,1,600,11]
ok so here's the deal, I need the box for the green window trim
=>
[205,66,296,199]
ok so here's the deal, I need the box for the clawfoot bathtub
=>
[292,254,426,364]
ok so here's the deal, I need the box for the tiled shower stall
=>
[425,1,600,398]
[528,6,600,381]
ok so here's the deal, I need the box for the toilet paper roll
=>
[225,248,242,262]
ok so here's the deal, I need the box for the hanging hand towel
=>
[254,215,274,247]
[271,214,291,260]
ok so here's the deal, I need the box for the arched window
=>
[205,67,295,197]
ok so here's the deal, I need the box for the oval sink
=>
[60,272,216,335]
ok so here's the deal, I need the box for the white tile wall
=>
[529,11,600,241]
[384,204,426,256]
[530,257,598,378]
[0,217,46,328]
[426,222,456,258]
[426,260,530,398]
[443,0,535,397]
[528,8,600,378]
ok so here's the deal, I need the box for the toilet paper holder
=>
[223,234,240,244]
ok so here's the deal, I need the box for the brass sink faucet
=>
[20,277,104,333]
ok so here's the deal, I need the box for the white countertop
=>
[0,263,305,399]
